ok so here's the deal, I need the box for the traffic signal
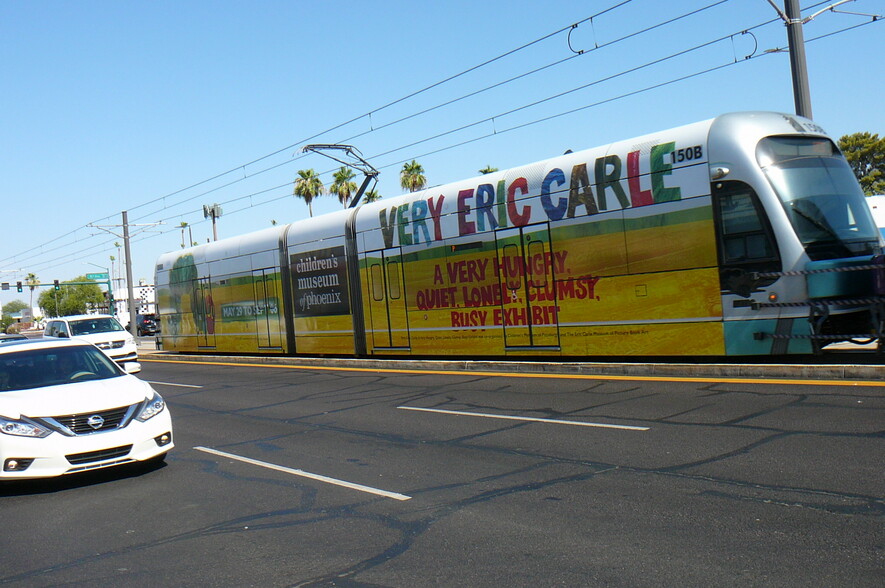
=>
[53,280,60,290]
[16,281,22,292]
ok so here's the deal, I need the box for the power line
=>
[127,1,739,228]
[0,2,717,274]
[123,1,637,219]
[4,2,880,280]
[129,15,882,249]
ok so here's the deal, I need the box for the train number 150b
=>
[671,145,703,163]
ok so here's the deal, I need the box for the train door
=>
[365,248,410,350]
[194,277,216,348]
[252,268,283,349]
[495,224,561,349]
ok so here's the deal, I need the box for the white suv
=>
[43,314,138,365]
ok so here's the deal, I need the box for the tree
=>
[329,166,358,208]
[3,300,28,315]
[37,277,104,317]
[839,132,885,195]
[293,169,325,217]
[1,300,28,333]
[363,189,382,203]
[478,165,498,175]
[400,160,427,193]
[179,221,197,248]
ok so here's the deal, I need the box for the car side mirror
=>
[57,332,68,338]
[123,362,142,374]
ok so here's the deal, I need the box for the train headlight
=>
[768,292,779,303]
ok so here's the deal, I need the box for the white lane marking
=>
[146,381,203,388]
[194,446,412,501]
[398,406,649,431]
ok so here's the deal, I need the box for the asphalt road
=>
[2,359,882,587]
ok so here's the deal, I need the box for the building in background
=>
[866,196,885,238]
[112,280,156,328]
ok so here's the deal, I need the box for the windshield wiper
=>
[790,205,852,258]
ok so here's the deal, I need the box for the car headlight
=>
[136,391,166,422]
[0,416,51,438]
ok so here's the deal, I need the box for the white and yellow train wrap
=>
[156,112,883,357]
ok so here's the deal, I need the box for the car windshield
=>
[69,317,125,336]
[757,136,880,260]
[0,346,123,392]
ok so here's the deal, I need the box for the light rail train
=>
[156,112,884,357]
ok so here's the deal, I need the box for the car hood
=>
[71,333,130,344]
[0,376,153,419]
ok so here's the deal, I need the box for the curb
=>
[139,351,885,382]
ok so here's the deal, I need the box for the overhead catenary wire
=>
[124,15,881,255]
[3,1,881,280]
[123,0,637,219]
[123,21,883,260]
[0,1,703,273]
[125,0,744,228]
[0,1,837,270]
[9,17,878,276]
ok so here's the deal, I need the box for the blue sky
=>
[2,0,883,309]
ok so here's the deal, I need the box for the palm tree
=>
[293,169,325,217]
[363,189,382,203]
[25,273,38,313]
[479,165,498,175]
[400,160,427,193]
[329,167,358,208]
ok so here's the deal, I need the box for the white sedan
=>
[0,338,172,480]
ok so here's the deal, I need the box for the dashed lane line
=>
[194,446,412,501]
[145,381,203,388]
[398,406,649,431]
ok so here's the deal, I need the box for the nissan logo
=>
[87,415,105,430]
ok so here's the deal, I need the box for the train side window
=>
[527,240,547,288]
[713,181,781,296]
[370,263,384,301]
[386,261,402,300]
[714,182,779,266]
[502,243,522,290]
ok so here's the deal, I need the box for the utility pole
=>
[88,214,160,338]
[122,211,137,337]
[768,0,862,120]
[203,204,223,241]
[784,0,813,119]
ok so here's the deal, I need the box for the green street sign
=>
[86,273,110,280]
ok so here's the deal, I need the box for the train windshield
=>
[757,136,879,260]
